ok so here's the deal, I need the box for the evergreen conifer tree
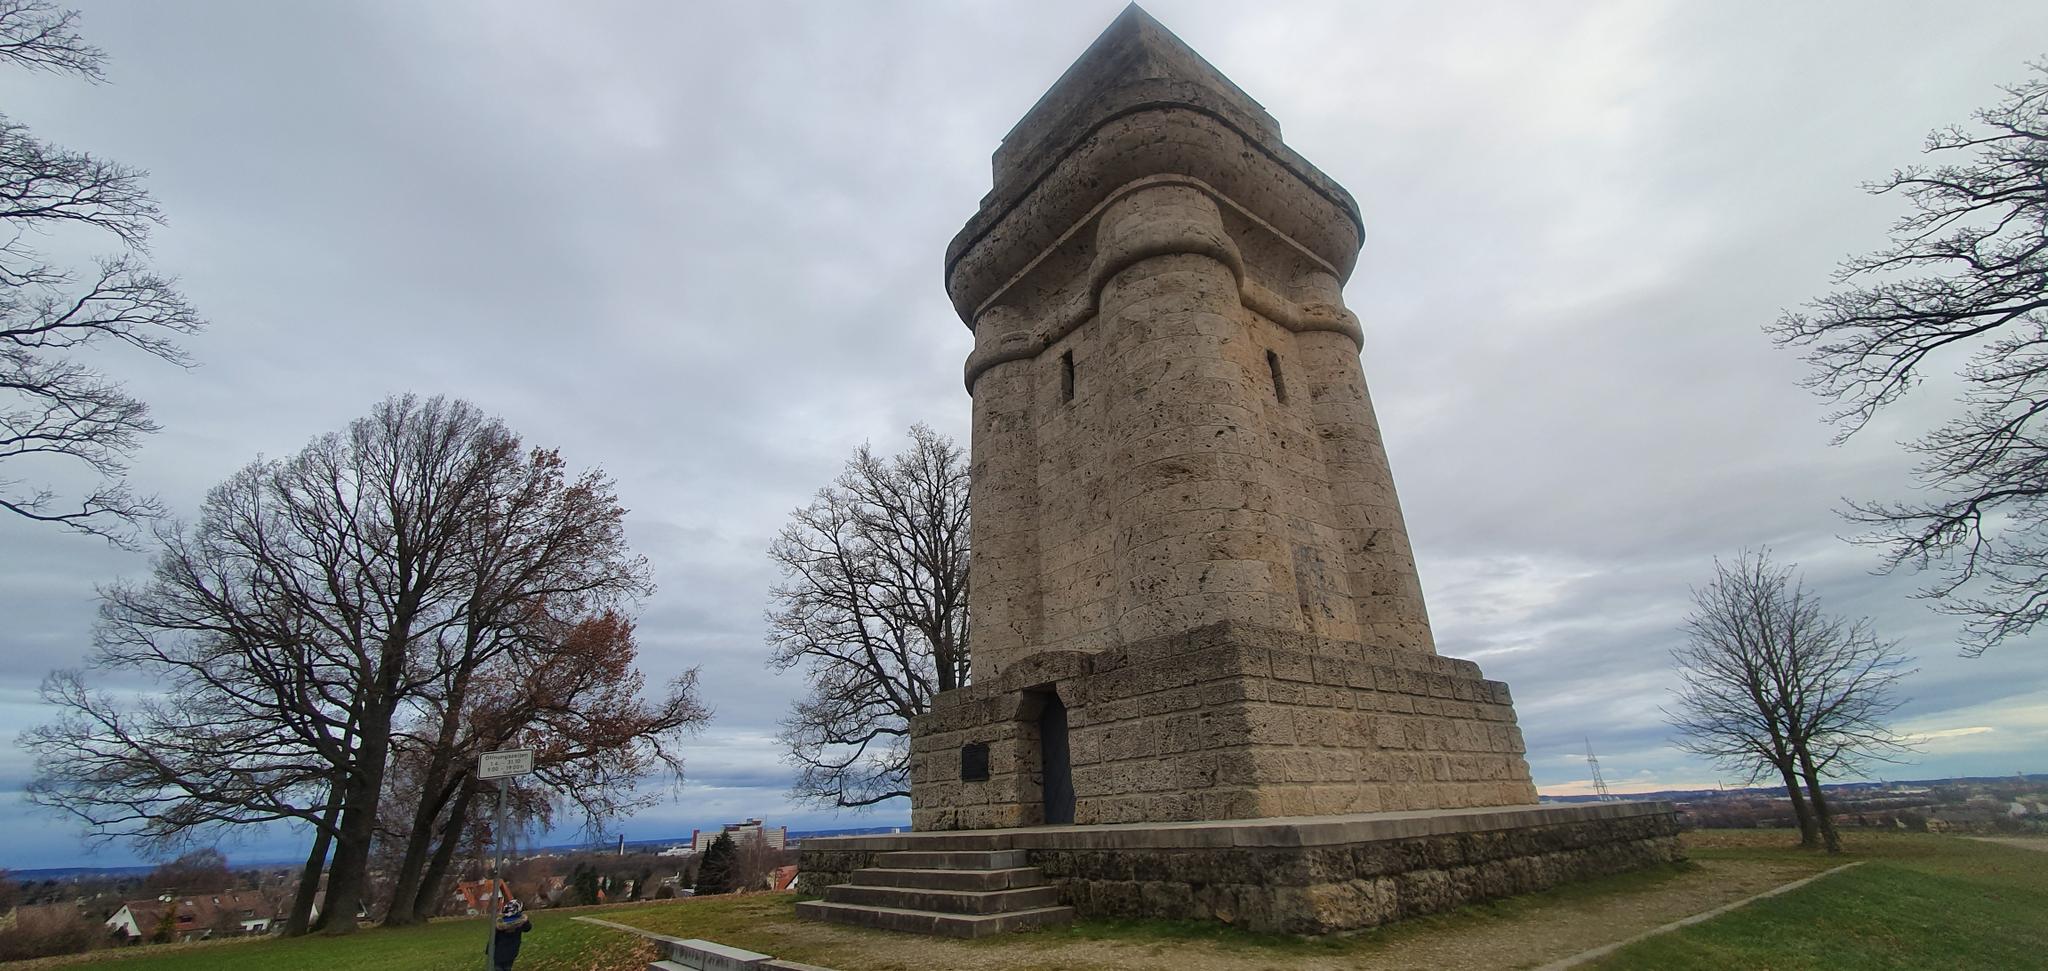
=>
[694,832,736,896]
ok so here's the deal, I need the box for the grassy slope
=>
[26,832,2048,971]
[575,862,1717,968]
[1592,833,2048,970]
[28,909,649,971]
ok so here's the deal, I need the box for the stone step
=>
[874,849,1030,870]
[794,899,1074,938]
[850,866,1044,891]
[823,883,1061,915]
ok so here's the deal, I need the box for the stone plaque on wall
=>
[959,742,990,782]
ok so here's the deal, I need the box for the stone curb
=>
[572,915,839,971]
[1528,860,1867,970]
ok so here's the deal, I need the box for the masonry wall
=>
[909,622,1537,832]
[1039,810,1682,934]
[798,803,1684,935]
[960,140,1442,679]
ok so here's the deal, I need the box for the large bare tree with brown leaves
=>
[26,395,668,934]
[378,610,708,926]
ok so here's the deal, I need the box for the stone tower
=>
[957,13,1434,678]
[910,6,1539,831]
[798,8,1680,936]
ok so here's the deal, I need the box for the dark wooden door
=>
[1039,693,1075,824]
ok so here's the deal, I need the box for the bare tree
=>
[725,831,781,893]
[25,395,653,934]
[1,1,202,544]
[0,1,102,77]
[1769,601,1917,853]
[1770,60,2048,656]
[1667,550,1913,852]
[143,848,232,894]
[766,424,969,808]
[1668,553,1821,847]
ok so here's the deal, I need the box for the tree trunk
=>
[383,737,464,926]
[315,784,376,932]
[1752,686,1816,848]
[381,774,456,926]
[1774,758,1819,847]
[410,777,479,921]
[934,627,960,693]
[1795,747,1842,853]
[316,708,395,934]
[284,791,341,936]
[389,623,485,925]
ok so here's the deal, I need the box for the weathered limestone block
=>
[794,848,878,896]
[908,621,1536,831]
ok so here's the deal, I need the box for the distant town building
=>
[451,879,513,917]
[691,818,787,854]
[105,891,282,943]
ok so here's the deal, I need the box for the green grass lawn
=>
[17,906,652,971]
[22,831,2047,971]
[1591,833,2048,970]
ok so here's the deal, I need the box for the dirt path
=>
[1967,836,2048,852]
[1527,861,1864,971]
[613,855,1830,971]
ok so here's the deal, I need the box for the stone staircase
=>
[795,849,1073,938]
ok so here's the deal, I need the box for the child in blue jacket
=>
[488,900,532,971]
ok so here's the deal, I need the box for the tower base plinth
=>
[907,621,1542,832]
[798,802,1682,935]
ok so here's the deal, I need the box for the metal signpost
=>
[478,748,534,971]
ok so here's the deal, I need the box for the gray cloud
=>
[3,0,2045,863]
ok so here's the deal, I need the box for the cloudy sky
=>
[4,0,2045,869]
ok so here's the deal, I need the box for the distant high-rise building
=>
[691,818,786,854]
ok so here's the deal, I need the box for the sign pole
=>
[486,776,507,970]
[476,748,534,971]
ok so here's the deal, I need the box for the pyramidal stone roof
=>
[990,4,1281,187]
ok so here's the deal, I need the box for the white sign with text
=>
[477,748,535,780]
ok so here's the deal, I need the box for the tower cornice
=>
[944,6,1364,323]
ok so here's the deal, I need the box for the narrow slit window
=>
[1061,350,1076,403]
[1266,349,1288,403]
